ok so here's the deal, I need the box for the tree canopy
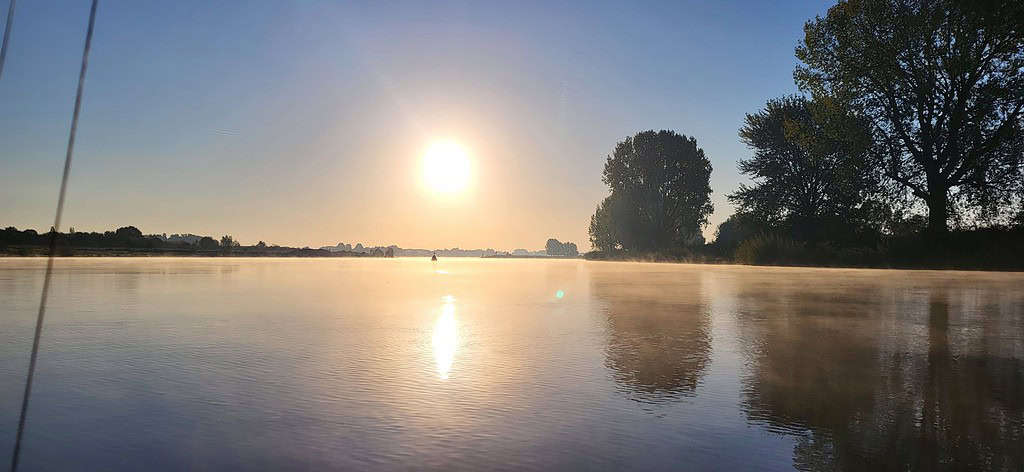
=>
[589,130,713,252]
[795,0,1024,232]
[730,95,886,243]
[545,238,579,256]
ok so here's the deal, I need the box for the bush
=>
[734,234,808,265]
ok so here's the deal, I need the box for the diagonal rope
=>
[0,0,15,80]
[10,1,98,470]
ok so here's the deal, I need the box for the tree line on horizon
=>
[588,0,1024,269]
[1,225,580,258]
[0,225,331,256]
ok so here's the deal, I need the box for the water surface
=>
[1,258,1022,470]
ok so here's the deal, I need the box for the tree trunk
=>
[926,185,949,234]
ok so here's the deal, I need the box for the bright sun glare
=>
[422,140,471,195]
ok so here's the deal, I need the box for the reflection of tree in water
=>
[592,273,711,403]
[736,280,1024,471]
[911,295,1024,470]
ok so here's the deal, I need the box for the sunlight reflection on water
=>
[432,295,458,380]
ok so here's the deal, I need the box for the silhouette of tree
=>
[544,238,580,256]
[564,242,578,256]
[198,236,219,249]
[730,95,884,243]
[713,212,762,255]
[589,130,713,252]
[114,226,142,240]
[795,0,1024,233]
[589,195,621,252]
[220,235,239,248]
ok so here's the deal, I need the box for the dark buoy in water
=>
[431,253,437,262]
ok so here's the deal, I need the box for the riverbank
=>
[585,229,1024,271]
[584,251,1024,271]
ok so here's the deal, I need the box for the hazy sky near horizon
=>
[1,0,832,250]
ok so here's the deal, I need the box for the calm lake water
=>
[1,258,1023,470]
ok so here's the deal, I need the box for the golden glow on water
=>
[432,295,458,380]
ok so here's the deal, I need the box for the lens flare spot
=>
[555,290,565,299]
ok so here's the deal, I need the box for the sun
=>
[422,140,471,195]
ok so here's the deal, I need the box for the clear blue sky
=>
[0,0,833,249]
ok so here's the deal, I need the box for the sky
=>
[0,0,833,250]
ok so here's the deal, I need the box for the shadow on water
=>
[590,270,712,404]
[734,274,1024,471]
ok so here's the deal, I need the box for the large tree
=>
[589,130,713,252]
[795,0,1024,233]
[730,95,885,242]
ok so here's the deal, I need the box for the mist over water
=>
[1,258,1022,470]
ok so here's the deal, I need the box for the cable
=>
[10,1,98,470]
[0,0,15,80]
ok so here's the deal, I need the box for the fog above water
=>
[1,258,1022,470]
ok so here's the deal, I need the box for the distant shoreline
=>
[0,247,582,259]
[0,253,583,259]
[0,226,561,259]
[0,246,367,258]
[3,250,1021,272]
[482,254,582,259]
